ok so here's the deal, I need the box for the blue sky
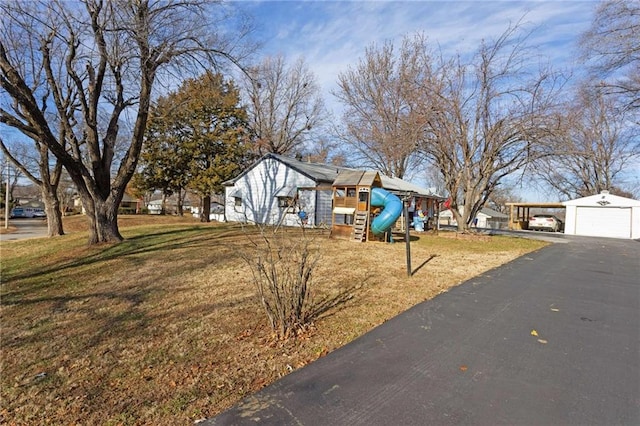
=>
[235,0,598,107]
[234,1,612,199]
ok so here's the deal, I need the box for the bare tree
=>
[419,23,564,231]
[243,54,326,156]
[0,0,253,244]
[298,136,346,165]
[423,166,447,199]
[241,228,320,339]
[535,86,640,199]
[1,156,23,212]
[486,184,524,214]
[334,35,432,178]
[0,136,65,235]
[580,0,640,110]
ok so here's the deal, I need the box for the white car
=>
[528,214,562,232]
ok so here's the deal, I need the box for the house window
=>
[278,196,294,208]
[234,197,242,210]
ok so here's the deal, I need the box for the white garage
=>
[563,191,640,239]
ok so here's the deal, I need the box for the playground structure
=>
[331,170,403,242]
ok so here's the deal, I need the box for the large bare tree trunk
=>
[79,190,123,244]
[1,0,252,245]
[94,200,122,243]
[41,187,64,237]
[1,137,66,237]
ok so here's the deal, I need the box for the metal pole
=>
[5,162,9,229]
[404,198,411,277]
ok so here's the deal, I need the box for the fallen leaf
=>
[459,365,468,372]
[537,339,548,344]
[530,329,538,337]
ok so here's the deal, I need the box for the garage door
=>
[575,207,632,238]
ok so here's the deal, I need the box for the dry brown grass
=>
[0,226,18,234]
[0,216,548,425]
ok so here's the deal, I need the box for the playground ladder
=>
[352,210,369,242]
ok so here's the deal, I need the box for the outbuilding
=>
[562,191,640,239]
[439,206,509,229]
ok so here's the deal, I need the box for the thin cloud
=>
[236,0,597,114]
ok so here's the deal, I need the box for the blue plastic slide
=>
[370,187,403,236]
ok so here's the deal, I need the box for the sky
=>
[235,0,597,103]
[3,1,636,200]
[233,0,607,199]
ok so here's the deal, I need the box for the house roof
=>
[380,175,443,198]
[333,170,381,187]
[122,193,141,203]
[224,153,353,186]
[479,207,508,218]
[224,153,444,198]
[562,191,640,207]
[439,206,509,218]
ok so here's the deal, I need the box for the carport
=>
[505,202,565,231]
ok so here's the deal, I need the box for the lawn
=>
[0,215,548,425]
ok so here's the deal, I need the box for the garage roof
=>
[562,192,640,207]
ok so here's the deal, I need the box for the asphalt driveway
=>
[0,218,48,241]
[207,236,639,425]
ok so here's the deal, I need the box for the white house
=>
[562,191,640,239]
[191,201,225,222]
[439,206,509,229]
[224,154,442,228]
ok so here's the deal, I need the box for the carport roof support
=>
[505,202,565,208]
[505,202,565,230]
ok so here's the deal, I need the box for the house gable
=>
[224,156,319,226]
[562,192,640,207]
[224,153,352,187]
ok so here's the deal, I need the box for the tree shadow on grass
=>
[2,281,259,420]
[310,272,375,322]
[1,225,250,288]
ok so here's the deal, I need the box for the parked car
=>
[10,207,46,218]
[528,214,562,232]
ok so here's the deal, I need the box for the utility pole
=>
[4,161,9,229]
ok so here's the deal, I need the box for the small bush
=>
[241,227,320,339]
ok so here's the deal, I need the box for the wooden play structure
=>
[331,170,404,242]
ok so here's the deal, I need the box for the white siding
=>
[225,157,317,226]
[563,205,578,235]
[563,193,640,239]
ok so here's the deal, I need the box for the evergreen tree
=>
[139,71,254,221]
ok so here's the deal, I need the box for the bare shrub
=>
[241,227,320,339]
